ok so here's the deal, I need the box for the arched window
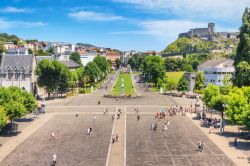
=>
[21,67,25,81]
[14,67,19,81]
[6,67,12,80]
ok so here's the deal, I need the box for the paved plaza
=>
[1,114,113,166]
[0,77,248,166]
[126,114,235,166]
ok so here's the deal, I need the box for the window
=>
[218,80,221,83]
[21,73,25,80]
[15,73,19,80]
[7,70,12,80]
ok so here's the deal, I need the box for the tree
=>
[22,91,37,113]
[177,76,189,91]
[115,58,121,69]
[141,56,166,85]
[233,61,250,87]
[93,56,110,77]
[35,60,70,98]
[203,84,220,108]
[0,41,5,54]
[226,88,249,127]
[194,72,205,93]
[70,52,82,65]
[0,106,8,129]
[233,8,250,86]
[4,100,26,123]
[166,80,177,91]
[128,54,143,70]
[84,62,101,84]
[210,94,228,133]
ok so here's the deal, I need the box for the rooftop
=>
[198,58,234,68]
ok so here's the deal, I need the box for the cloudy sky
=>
[0,0,249,51]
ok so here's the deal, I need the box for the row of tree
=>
[35,55,112,97]
[203,84,250,130]
[0,87,37,129]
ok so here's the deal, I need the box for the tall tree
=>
[35,60,70,98]
[115,58,122,69]
[194,72,205,92]
[203,84,220,108]
[84,62,101,84]
[0,106,8,129]
[70,52,82,65]
[233,8,250,86]
[177,75,189,91]
[142,56,166,85]
[93,56,110,76]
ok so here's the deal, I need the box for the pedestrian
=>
[150,123,154,130]
[87,128,90,135]
[116,97,118,102]
[115,133,119,142]
[153,122,157,131]
[112,135,115,143]
[51,132,55,140]
[200,141,205,152]
[234,136,238,147]
[89,127,93,135]
[75,112,79,118]
[167,120,170,127]
[209,126,212,134]
[98,100,101,105]
[137,115,140,121]
[52,153,56,166]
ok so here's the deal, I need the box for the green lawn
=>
[166,72,184,84]
[111,73,136,95]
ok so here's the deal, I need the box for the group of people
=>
[111,133,119,143]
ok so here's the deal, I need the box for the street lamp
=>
[221,104,227,134]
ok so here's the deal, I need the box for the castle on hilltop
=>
[179,23,239,41]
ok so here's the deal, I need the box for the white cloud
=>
[69,11,125,21]
[0,18,46,29]
[2,6,33,13]
[113,0,250,20]
[110,20,238,44]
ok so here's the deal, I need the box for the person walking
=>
[115,133,119,142]
[75,112,79,118]
[52,153,56,166]
[51,132,55,140]
[112,135,115,143]
[137,115,140,121]
[234,136,238,147]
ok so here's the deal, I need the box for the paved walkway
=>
[0,113,55,162]
[107,107,125,166]
[186,113,249,166]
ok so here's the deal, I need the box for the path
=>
[107,107,126,166]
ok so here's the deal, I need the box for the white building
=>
[7,48,29,55]
[80,50,97,66]
[198,58,234,86]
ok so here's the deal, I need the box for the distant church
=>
[179,23,239,41]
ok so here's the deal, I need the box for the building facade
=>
[198,58,234,86]
[0,55,36,93]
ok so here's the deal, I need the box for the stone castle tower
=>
[208,23,215,41]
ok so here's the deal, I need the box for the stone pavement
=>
[0,113,55,162]
[186,113,249,166]
[107,107,126,166]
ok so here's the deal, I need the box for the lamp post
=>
[221,104,227,134]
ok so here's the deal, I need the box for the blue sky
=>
[0,0,249,51]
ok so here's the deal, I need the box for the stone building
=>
[0,55,36,93]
